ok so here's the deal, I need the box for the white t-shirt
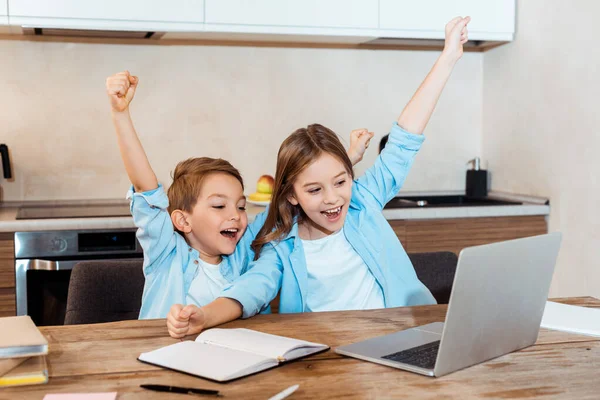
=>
[301,228,385,312]
[186,258,230,307]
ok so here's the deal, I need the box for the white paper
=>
[541,301,600,337]
[138,341,275,382]
[196,328,327,360]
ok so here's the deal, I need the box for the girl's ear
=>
[287,194,299,206]
[171,210,192,233]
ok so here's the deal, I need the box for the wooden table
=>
[3,297,600,400]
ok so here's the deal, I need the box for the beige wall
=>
[483,0,600,297]
[0,40,482,201]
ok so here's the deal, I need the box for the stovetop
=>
[16,204,132,220]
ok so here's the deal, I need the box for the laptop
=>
[335,232,562,377]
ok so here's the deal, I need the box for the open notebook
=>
[138,328,329,382]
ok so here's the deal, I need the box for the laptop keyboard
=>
[381,340,440,370]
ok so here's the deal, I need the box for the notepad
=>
[541,301,600,337]
[0,356,48,387]
[43,393,117,400]
[0,316,48,358]
[138,328,329,382]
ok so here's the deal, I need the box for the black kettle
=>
[0,144,12,179]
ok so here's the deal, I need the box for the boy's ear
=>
[287,194,299,206]
[171,210,192,233]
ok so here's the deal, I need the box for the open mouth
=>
[220,228,239,239]
[321,206,342,221]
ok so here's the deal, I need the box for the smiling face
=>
[288,153,353,240]
[174,172,248,263]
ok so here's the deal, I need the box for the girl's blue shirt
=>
[220,122,436,317]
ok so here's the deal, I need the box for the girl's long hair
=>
[251,124,354,259]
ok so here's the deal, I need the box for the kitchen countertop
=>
[0,191,550,233]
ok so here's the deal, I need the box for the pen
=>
[268,384,299,400]
[140,384,220,396]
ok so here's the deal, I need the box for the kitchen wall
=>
[0,39,482,201]
[483,0,600,298]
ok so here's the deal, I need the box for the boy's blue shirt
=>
[127,185,267,319]
[220,122,437,318]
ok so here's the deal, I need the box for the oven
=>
[14,229,143,326]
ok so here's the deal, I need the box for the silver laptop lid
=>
[434,232,562,377]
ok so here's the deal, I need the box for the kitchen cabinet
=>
[204,0,378,32]
[0,233,15,317]
[8,0,205,31]
[389,215,547,255]
[0,0,7,25]
[379,0,515,41]
[5,0,514,48]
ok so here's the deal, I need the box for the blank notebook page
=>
[197,328,324,359]
[138,341,274,381]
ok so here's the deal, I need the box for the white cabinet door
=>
[379,0,515,41]
[205,0,378,32]
[0,0,7,25]
[8,0,204,31]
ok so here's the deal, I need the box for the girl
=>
[166,16,470,338]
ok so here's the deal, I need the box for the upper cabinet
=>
[7,0,205,31]
[5,0,516,48]
[379,0,515,41]
[1,0,8,25]
[204,0,379,33]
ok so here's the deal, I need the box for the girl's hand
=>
[442,16,471,63]
[106,71,138,113]
[348,128,375,165]
[166,304,206,339]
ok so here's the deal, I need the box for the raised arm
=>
[106,71,158,192]
[397,17,470,134]
[354,17,470,208]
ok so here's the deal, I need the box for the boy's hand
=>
[442,16,470,63]
[348,128,374,165]
[166,304,206,339]
[106,71,138,113]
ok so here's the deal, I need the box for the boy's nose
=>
[229,210,241,220]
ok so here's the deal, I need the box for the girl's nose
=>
[323,189,337,205]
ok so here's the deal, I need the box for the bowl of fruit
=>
[247,175,274,206]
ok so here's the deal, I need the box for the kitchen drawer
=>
[391,216,548,255]
[0,287,15,317]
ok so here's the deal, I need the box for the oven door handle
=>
[17,259,84,271]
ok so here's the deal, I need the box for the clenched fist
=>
[348,128,375,165]
[442,17,471,63]
[166,303,206,339]
[106,70,138,113]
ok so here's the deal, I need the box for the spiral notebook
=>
[138,328,329,382]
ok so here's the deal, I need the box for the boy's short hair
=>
[166,157,244,215]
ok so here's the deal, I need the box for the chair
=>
[64,259,144,325]
[408,251,458,304]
